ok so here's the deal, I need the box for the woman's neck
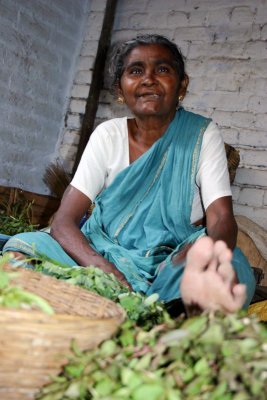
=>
[127,112,176,163]
[130,112,175,146]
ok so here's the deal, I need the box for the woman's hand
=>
[97,259,132,290]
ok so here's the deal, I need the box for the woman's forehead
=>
[124,44,175,65]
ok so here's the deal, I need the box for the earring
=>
[117,95,125,104]
[178,95,183,102]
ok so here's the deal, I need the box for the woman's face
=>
[119,44,185,119]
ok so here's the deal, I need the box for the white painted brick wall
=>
[96,0,267,229]
[58,0,108,173]
[0,0,90,194]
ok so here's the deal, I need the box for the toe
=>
[186,236,214,272]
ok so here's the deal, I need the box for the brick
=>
[205,8,232,26]
[119,0,150,12]
[81,40,99,57]
[71,84,90,99]
[74,70,93,85]
[77,56,95,71]
[69,99,87,114]
[188,42,246,60]
[251,23,261,41]
[255,6,267,24]
[231,185,241,201]
[239,130,267,148]
[90,0,108,12]
[252,60,267,78]
[59,143,78,161]
[62,130,80,146]
[243,40,267,60]
[220,128,239,145]
[167,11,189,28]
[261,24,267,40]
[113,13,132,30]
[248,96,267,113]
[85,12,105,40]
[187,76,217,93]
[192,91,249,112]
[128,13,150,29]
[187,10,208,26]
[240,78,267,96]
[147,12,169,28]
[239,149,267,168]
[238,187,264,207]
[230,6,255,24]
[234,167,267,187]
[229,112,255,129]
[66,114,83,129]
[253,113,267,130]
[174,26,212,42]
[215,75,244,92]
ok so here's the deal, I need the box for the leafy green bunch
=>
[35,261,167,328]
[37,312,267,400]
[0,199,37,235]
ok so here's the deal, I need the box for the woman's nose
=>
[142,70,156,85]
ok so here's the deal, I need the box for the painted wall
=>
[0,0,90,193]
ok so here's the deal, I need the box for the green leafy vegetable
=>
[36,313,267,400]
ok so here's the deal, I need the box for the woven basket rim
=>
[2,263,126,321]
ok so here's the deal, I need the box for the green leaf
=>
[132,384,164,400]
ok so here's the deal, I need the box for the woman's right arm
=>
[50,185,130,286]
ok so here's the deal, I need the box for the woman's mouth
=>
[138,93,160,99]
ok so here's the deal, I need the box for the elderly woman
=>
[3,34,255,312]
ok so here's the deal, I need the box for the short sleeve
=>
[70,125,108,201]
[196,121,232,211]
[70,118,129,202]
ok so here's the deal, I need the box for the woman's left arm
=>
[205,195,238,250]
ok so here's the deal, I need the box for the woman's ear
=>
[115,86,125,104]
[178,74,189,100]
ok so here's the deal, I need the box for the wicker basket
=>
[0,265,125,400]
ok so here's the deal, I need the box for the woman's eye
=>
[129,67,143,75]
[158,66,169,73]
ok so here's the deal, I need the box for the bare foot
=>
[180,237,246,313]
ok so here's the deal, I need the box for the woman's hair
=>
[109,34,186,94]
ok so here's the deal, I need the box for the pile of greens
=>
[0,199,37,235]
[36,261,166,328]
[37,312,267,400]
[2,255,266,399]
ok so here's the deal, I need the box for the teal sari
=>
[3,108,256,306]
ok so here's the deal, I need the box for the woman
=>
[3,34,255,312]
